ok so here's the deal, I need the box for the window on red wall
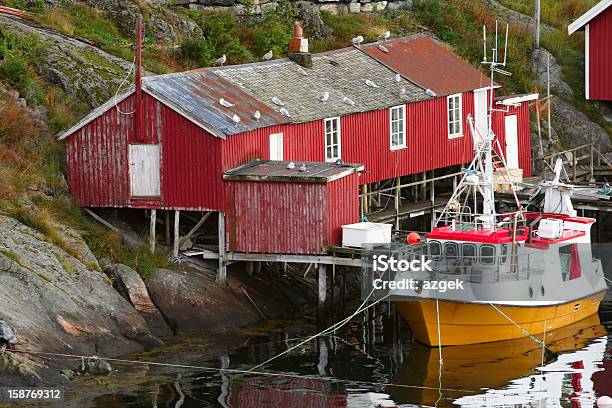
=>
[447,93,463,139]
[324,117,341,162]
[390,105,406,150]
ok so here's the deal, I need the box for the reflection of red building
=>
[228,378,346,407]
[592,354,612,398]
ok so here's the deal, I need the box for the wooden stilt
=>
[318,263,327,308]
[361,184,369,215]
[165,210,171,245]
[217,212,227,283]
[149,209,156,254]
[180,211,211,248]
[394,177,400,230]
[173,210,180,258]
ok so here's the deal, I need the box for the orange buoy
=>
[407,232,421,245]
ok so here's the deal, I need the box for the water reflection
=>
[391,313,608,407]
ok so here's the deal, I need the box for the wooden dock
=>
[366,197,449,223]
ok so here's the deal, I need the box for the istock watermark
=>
[372,255,433,272]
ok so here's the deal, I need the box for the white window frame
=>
[389,105,406,150]
[447,93,463,139]
[324,117,341,162]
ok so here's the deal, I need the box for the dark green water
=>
[64,302,612,408]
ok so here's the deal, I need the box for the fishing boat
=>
[389,24,608,346]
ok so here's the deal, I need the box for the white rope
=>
[604,276,612,286]
[8,349,476,393]
[435,298,443,407]
[487,302,545,347]
[114,56,136,115]
[248,288,383,372]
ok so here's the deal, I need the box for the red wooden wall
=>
[588,7,612,101]
[491,102,532,177]
[225,174,359,254]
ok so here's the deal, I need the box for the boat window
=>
[428,241,442,260]
[480,245,496,265]
[461,243,477,261]
[500,245,508,264]
[445,242,459,260]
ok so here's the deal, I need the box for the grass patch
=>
[496,0,599,30]
[35,270,52,283]
[0,248,20,263]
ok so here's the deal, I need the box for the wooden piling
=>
[165,210,171,245]
[149,209,156,254]
[217,212,227,283]
[318,263,327,308]
[173,210,180,258]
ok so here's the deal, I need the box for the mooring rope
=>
[487,302,546,348]
[7,349,476,394]
[247,288,384,372]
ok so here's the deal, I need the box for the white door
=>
[504,115,519,169]
[269,133,283,160]
[473,90,488,146]
[129,144,160,196]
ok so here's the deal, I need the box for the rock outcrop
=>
[146,268,261,332]
[0,215,161,386]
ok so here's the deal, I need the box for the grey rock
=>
[105,264,172,337]
[386,0,412,11]
[551,97,611,151]
[0,215,160,386]
[0,320,17,346]
[348,2,361,13]
[80,356,111,376]
[532,48,574,100]
[149,15,178,44]
[294,1,332,39]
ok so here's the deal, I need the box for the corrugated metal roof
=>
[143,70,288,137]
[223,160,364,183]
[360,35,491,96]
[211,47,429,123]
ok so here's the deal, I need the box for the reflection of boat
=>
[390,27,607,346]
[390,314,607,407]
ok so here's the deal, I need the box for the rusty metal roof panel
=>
[211,47,430,123]
[143,70,288,137]
[224,160,364,183]
[360,35,491,96]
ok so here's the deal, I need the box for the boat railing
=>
[433,209,526,231]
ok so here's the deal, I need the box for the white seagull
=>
[365,79,379,88]
[231,114,240,126]
[219,98,234,108]
[262,50,273,61]
[279,107,290,117]
[319,91,330,102]
[380,30,391,40]
[426,88,437,97]
[343,96,355,106]
[272,96,284,106]
[214,54,226,66]
[377,44,389,53]
[351,35,364,45]
[253,110,261,121]
[394,73,401,83]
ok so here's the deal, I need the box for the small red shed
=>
[569,0,612,101]
[224,161,363,254]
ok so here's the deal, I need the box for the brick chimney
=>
[287,21,312,68]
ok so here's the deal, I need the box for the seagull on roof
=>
[394,73,401,83]
[232,114,240,126]
[352,35,364,45]
[214,54,226,66]
[297,67,309,76]
[219,98,234,108]
[272,96,284,106]
[380,31,391,40]
[343,96,355,106]
[280,107,290,117]
[365,79,379,88]
[287,162,295,169]
[399,86,407,98]
[253,110,261,121]
[262,50,273,61]
[426,89,437,97]
[319,91,330,102]
[377,44,389,53]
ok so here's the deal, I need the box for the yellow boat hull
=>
[394,291,605,346]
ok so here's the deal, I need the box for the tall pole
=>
[534,0,541,49]
[135,15,144,142]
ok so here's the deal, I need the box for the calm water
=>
[64,302,612,408]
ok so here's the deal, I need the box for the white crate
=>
[342,222,392,248]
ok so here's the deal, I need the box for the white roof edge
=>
[568,0,612,34]
[497,93,539,105]
[56,86,135,141]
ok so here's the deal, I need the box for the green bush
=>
[180,38,214,67]
[0,58,29,91]
[250,15,291,58]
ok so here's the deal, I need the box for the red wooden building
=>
[56,31,535,263]
[569,0,612,101]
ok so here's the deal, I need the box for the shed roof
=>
[568,0,612,34]
[211,47,428,123]
[360,35,491,96]
[223,160,364,183]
